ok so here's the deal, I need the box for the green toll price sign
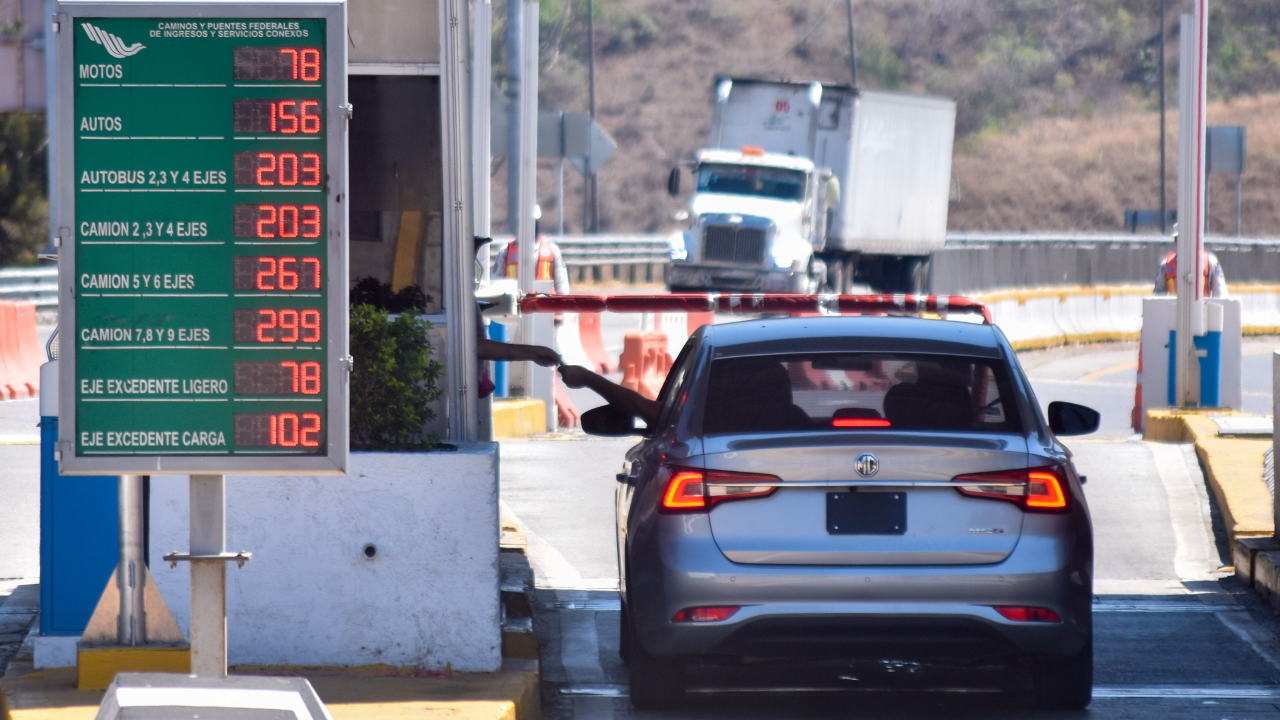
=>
[54,2,349,475]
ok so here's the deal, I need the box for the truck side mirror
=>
[667,167,681,197]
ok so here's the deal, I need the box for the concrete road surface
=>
[501,335,1280,719]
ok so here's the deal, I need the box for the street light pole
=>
[586,0,598,233]
[1159,0,1167,234]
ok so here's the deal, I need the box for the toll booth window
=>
[702,353,1021,435]
[347,75,443,313]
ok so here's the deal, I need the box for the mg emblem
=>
[855,453,879,477]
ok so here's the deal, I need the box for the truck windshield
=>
[697,164,805,201]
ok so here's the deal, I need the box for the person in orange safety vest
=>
[494,207,571,294]
[1153,249,1228,298]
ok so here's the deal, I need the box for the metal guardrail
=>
[13,232,1280,315]
[0,266,57,310]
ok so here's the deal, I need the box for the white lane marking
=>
[1093,685,1280,699]
[1149,443,1222,582]
[1094,579,1194,595]
[1093,601,1240,613]
[1149,443,1280,673]
[560,684,627,697]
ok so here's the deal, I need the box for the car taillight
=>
[832,418,891,428]
[662,470,707,511]
[952,465,1070,513]
[995,606,1061,623]
[672,606,740,622]
[660,467,779,513]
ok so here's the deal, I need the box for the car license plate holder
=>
[826,491,906,535]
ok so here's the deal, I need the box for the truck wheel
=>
[896,256,929,294]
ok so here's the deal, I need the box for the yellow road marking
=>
[1080,361,1138,383]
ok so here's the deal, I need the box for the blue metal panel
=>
[40,416,118,636]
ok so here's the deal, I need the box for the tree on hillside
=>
[0,113,48,267]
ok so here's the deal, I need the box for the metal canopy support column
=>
[442,0,478,441]
[189,474,226,677]
[1174,7,1208,407]
[515,1,539,393]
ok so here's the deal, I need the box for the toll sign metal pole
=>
[117,475,145,645]
[1174,7,1208,408]
[189,475,227,676]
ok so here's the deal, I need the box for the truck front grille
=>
[703,226,767,265]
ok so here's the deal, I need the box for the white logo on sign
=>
[82,23,145,59]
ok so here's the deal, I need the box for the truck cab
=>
[667,147,835,293]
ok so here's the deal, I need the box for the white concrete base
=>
[32,634,79,669]
[149,442,501,671]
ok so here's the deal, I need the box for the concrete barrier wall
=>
[965,283,1280,351]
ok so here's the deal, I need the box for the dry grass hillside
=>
[487,0,1280,235]
[952,92,1280,233]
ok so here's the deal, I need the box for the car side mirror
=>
[1048,401,1100,436]
[667,167,681,196]
[582,405,647,437]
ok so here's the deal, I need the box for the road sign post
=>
[52,0,349,677]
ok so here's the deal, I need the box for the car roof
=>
[703,316,1005,359]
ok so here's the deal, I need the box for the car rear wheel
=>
[628,637,684,710]
[1031,639,1092,710]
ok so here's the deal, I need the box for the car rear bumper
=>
[628,513,1091,660]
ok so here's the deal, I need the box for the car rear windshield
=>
[703,353,1021,435]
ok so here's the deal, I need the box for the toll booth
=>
[345,0,478,441]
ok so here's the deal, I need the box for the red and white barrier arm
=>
[519,293,993,324]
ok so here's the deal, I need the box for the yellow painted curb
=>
[492,399,546,439]
[76,646,190,691]
[1144,409,1274,545]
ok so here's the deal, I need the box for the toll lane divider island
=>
[54,9,349,474]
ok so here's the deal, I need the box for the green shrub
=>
[349,304,444,451]
[0,113,49,267]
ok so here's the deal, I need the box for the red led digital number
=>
[235,204,321,239]
[234,47,322,82]
[271,101,320,134]
[278,48,321,82]
[234,152,321,187]
[280,361,322,395]
[235,257,321,291]
[254,308,321,343]
[270,412,322,447]
[233,100,321,135]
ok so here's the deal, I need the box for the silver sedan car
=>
[582,315,1099,710]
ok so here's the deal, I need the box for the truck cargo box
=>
[712,78,955,255]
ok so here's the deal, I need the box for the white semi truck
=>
[667,77,956,293]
